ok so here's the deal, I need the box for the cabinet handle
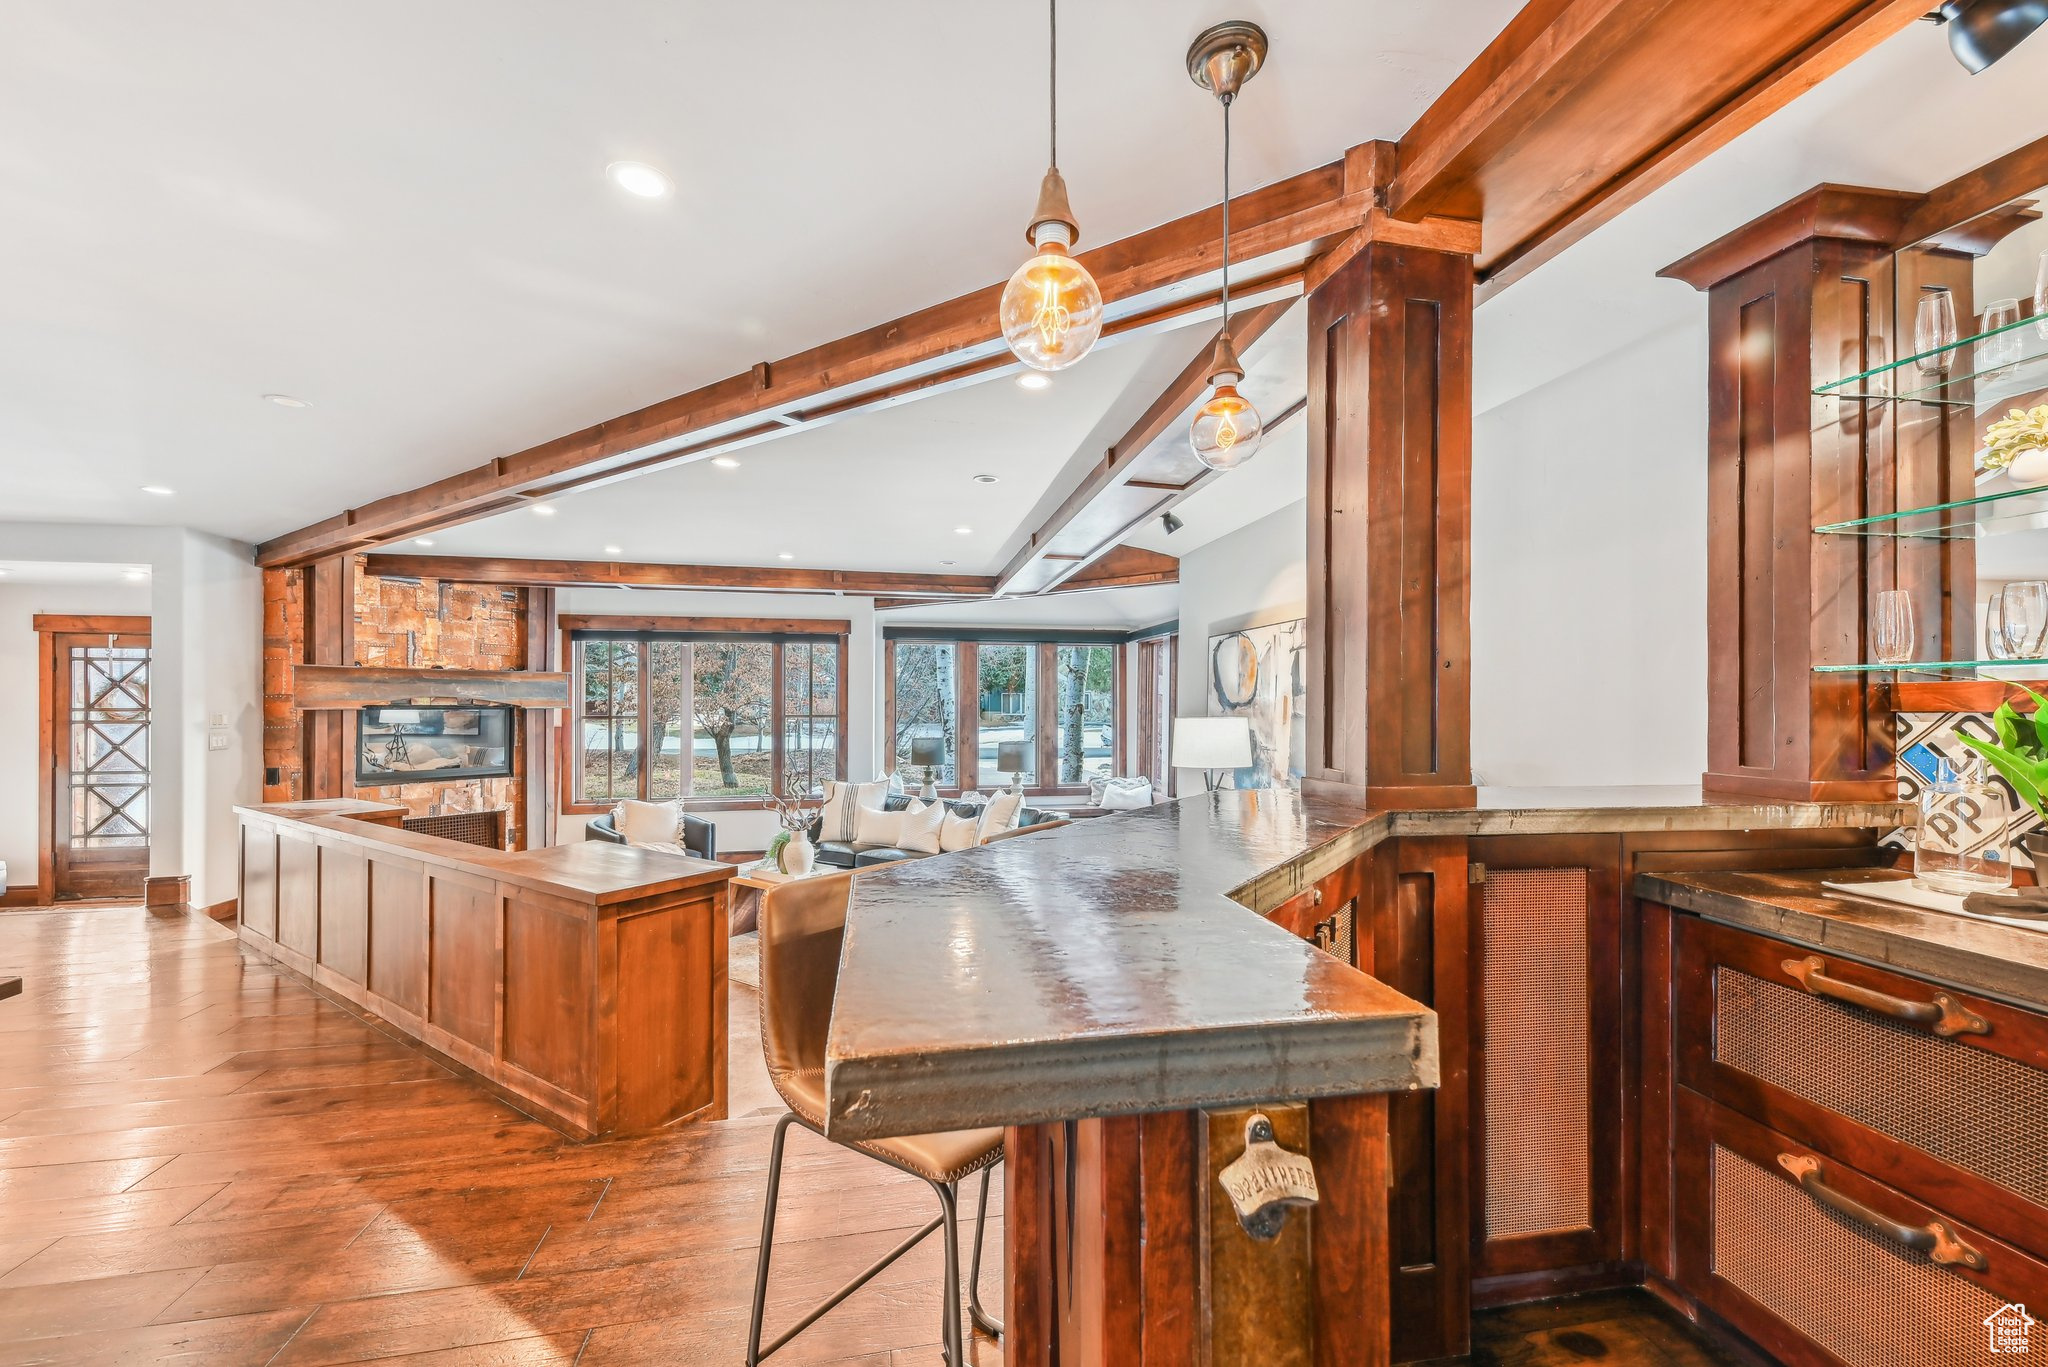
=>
[1781,956,1990,1037]
[1777,1154,1988,1270]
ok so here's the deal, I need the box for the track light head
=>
[1161,512,1185,535]
[1938,0,2048,72]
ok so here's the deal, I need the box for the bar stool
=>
[747,871,1003,1366]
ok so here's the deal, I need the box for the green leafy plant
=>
[1954,685,2048,824]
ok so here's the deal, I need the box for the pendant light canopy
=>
[1000,0,1103,372]
[1186,21,1269,472]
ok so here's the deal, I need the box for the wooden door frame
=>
[33,614,153,905]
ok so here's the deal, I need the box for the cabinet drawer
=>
[1677,1090,2048,1367]
[1676,916,2048,1256]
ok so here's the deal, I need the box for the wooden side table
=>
[728,864,835,936]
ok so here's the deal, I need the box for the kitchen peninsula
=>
[820,784,1910,1364]
[235,798,733,1138]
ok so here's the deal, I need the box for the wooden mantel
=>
[292,664,572,711]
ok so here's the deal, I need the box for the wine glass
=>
[1981,297,2023,377]
[1873,590,1916,665]
[2000,580,2048,660]
[2035,249,2048,341]
[1915,288,1958,376]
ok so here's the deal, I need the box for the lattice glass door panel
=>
[67,643,150,847]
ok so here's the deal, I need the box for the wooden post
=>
[1660,186,1965,802]
[302,555,355,799]
[1305,181,1478,807]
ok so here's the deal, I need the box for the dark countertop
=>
[825,786,1909,1141]
[1636,867,2048,1014]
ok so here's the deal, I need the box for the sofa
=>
[584,810,717,860]
[807,793,1056,868]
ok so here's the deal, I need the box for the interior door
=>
[46,628,152,900]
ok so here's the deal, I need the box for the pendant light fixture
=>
[1000,0,1103,373]
[1186,21,1269,471]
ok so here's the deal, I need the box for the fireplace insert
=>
[355,705,514,786]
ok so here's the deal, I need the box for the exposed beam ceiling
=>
[361,547,1176,601]
[874,546,1181,612]
[1391,0,1929,297]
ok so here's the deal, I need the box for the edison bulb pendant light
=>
[1001,169,1103,371]
[1191,332,1263,470]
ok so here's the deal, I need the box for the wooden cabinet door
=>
[43,625,152,900]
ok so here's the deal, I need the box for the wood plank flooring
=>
[0,904,998,1366]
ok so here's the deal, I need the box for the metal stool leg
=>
[746,1112,798,1367]
[967,1164,1003,1339]
[932,1180,966,1365]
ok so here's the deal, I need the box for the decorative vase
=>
[783,833,815,877]
[2008,445,2048,487]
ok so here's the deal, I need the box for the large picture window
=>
[567,617,848,810]
[887,634,1126,796]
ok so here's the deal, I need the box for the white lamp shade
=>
[1172,716,1253,771]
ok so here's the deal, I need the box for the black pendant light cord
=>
[1049,0,1058,169]
[1220,93,1233,331]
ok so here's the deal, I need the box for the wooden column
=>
[302,554,355,799]
[522,586,558,850]
[1661,187,1948,802]
[1306,221,1477,806]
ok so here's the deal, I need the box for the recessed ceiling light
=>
[139,485,175,496]
[605,545,624,556]
[954,526,973,535]
[973,474,999,485]
[777,552,795,561]
[1017,373,1051,391]
[531,504,556,517]
[711,457,741,470]
[940,560,957,566]
[124,569,149,581]
[415,537,436,547]
[262,393,309,408]
[606,161,672,199]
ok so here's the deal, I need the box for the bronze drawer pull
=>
[1777,1154,1988,1270]
[1781,956,1990,1037]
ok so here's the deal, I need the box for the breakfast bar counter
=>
[234,798,733,1138]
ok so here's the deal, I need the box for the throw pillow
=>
[1100,777,1154,811]
[854,799,914,848]
[820,778,891,843]
[939,809,980,852]
[898,797,947,854]
[613,798,682,846]
[977,790,1025,844]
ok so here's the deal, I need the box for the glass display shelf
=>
[1813,311,2048,406]
[1813,481,2048,539]
[1814,659,2048,677]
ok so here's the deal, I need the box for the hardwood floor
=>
[1469,1291,1751,1367]
[0,904,999,1366]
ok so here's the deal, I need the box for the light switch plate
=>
[208,734,230,751]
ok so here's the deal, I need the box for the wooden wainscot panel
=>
[240,823,278,941]
[316,844,369,985]
[275,834,321,962]
[604,889,728,1129]
[502,889,596,1109]
[367,854,428,1016]
[428,869,502,1056]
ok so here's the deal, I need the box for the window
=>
[891,643,958,786]
[888,635,1129,796]
[976,643,1036,787]
[568,619,848,809]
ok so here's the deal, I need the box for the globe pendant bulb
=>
[1191,383,1262,471]
[1002,242,1103,372]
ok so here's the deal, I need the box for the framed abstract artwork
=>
[1206,618,1306,788]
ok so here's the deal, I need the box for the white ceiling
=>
[0,1,1522,544]
[0,560,151,586]
[882,583,1179,632]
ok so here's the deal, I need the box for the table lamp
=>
[1172,716,1253,792]
[997,740,1031,795]
[909,736,945,800]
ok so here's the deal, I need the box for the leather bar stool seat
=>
[748,869,1002,1365]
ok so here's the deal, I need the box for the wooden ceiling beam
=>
[256,164,1370,568]
[359,554,994,598]
[1893,130,2048,249]
[873,547,1179,613]
[1388,0,1928,299]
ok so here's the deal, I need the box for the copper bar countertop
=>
[1636,866,2048,1014]
[825,785,1908,1141]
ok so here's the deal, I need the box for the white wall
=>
[553,587,879,854]
[0,524,262,904]
[1172,501,1307,789]
[1469,318,1709,787]
[0,580,153,888]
